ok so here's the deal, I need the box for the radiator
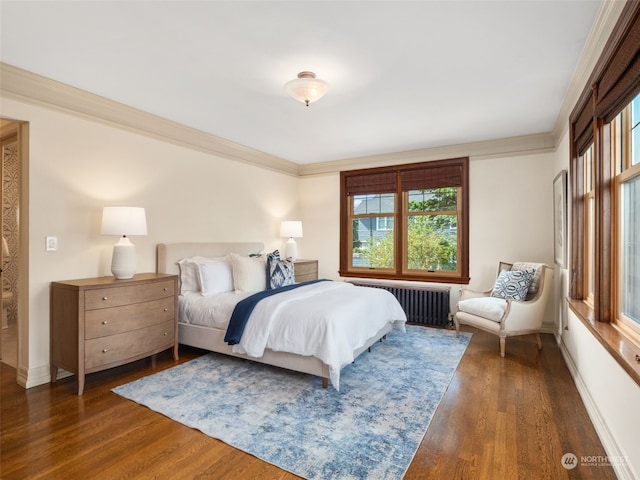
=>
[350,281,450,327]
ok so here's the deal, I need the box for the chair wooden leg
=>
[500,337,506,357]
[536,333,542,351]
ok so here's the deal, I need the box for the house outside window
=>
[340,157,469,284]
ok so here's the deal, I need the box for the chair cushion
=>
[490,269,534,301]
[458,297,508,322]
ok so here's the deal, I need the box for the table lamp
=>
[101,207,147,279]
[280,221,303,261]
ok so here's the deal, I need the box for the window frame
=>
[339,158,469,284]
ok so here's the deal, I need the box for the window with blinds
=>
[340,157,469,283]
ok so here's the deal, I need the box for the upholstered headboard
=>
[157,242,265,275]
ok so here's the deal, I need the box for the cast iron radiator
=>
[349,281,451,327]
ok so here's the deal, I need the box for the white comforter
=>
[231,281,407,389]
[179,281,407,389]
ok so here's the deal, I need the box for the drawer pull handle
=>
[163,332,168,336]
[102,348,108,353]
[102,320,108,325]
[163,287,168,291]
[164,308,168,312]
[102,296,108,301]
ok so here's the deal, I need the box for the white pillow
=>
[198,260,234,296]
[458,297,508,322]
[176,255,229,295]
[177,258,200,294]
[230,253,266,293]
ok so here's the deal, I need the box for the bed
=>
[157,242,407,389]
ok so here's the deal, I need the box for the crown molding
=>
[552,0,626,144]
[0,63,301,177]
[299,133,556,177]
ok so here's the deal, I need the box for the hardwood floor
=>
[1,327,616,480]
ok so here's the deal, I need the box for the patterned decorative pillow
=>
[267,250,295,289]
[490,269,534,301]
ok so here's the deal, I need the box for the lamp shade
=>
[284,71,328,106]
[101,207,148,236]
[280,221,303,238]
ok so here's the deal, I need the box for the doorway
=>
[0,119,22,369]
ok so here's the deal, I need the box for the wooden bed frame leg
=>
[322,377,328,389]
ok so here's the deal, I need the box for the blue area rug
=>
[113,325,471,480]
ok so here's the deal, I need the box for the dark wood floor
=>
[1,327,616,480]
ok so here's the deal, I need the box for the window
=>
[352,193,396,269]
[612,95,640,340]
[569,1,640,347]
[340,158,469,284]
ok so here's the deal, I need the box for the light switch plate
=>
[46,236,58,251]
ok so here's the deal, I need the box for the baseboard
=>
[21,363,50,389]
[541,325,555,335]
[17,363,72,389]
[557,336,635,480]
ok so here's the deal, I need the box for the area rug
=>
[113,325,471,480]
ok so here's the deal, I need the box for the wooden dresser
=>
[293,259,318,282]
[50,273,178,395]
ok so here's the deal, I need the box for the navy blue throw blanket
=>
[224,279,329,346]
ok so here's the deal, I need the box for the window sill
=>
[567,298,640,387]
[339,270,470,285]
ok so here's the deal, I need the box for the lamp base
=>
[111,237,136,279]
[285,237,298,261]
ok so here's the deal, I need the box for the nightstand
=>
[293,259,318,282]
[50,273,179,395]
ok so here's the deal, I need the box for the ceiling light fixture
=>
[284,71,328,107]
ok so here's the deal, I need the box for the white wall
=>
[1,96,301,387]
[301,151,556,323]
[552,127,640,480]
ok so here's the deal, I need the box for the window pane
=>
[351,217,394,268]
[621,175,640,324]
[406,214,457,271]
[408,187,457,212]
[353,193,395,215]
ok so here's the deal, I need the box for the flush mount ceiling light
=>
[284,71,328,107]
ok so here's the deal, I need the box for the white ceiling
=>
[0,1,601,165]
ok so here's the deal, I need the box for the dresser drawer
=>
[85,320,175,370]
[85,297,175,339]
[85,280,175,310]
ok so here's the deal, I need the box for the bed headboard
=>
[157,242,265,275]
